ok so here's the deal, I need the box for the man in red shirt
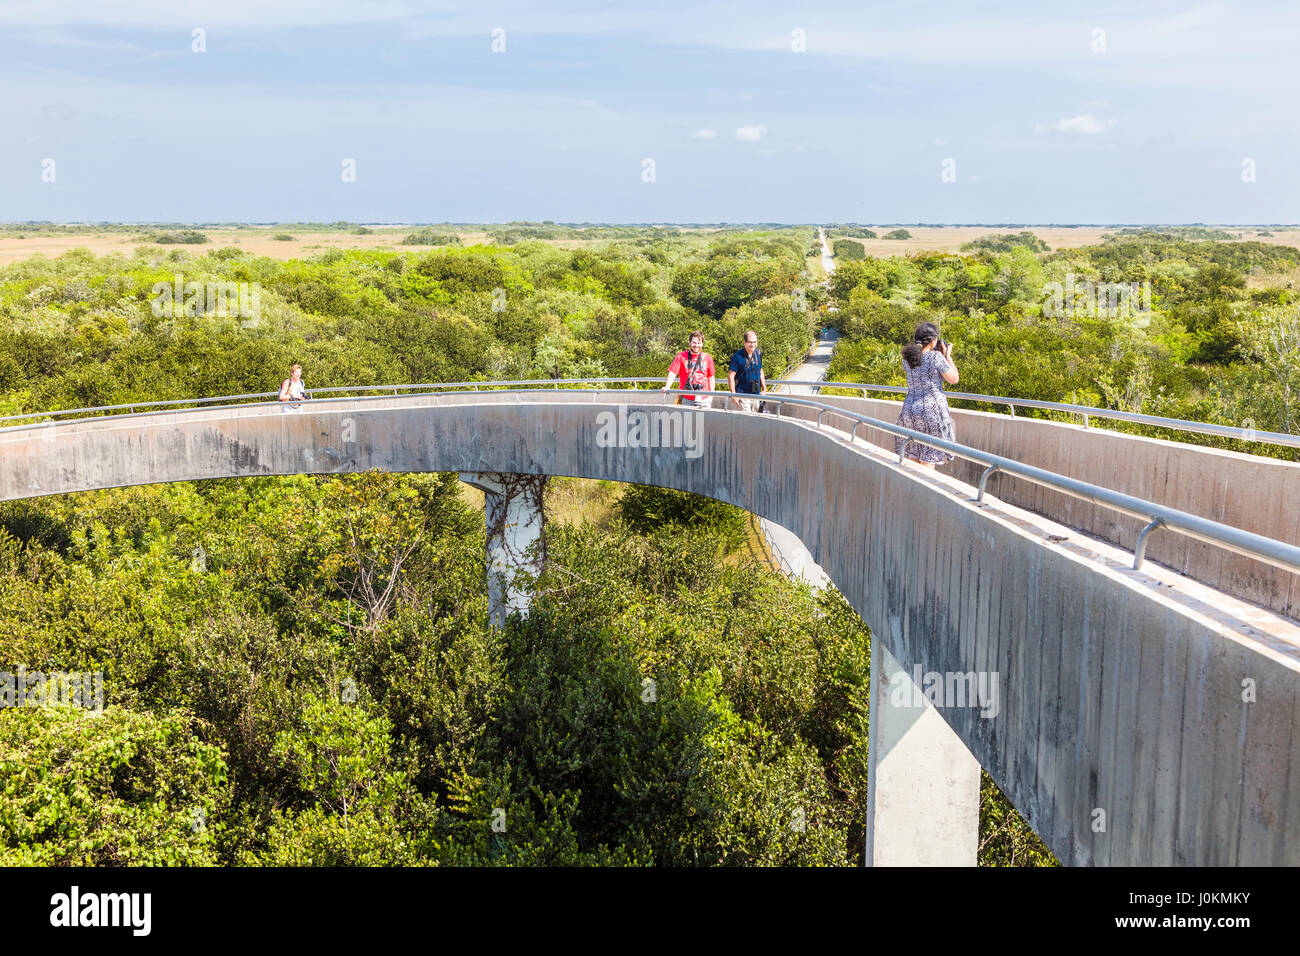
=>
[661,330,715,407]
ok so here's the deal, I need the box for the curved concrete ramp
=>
[2,393,1298,866]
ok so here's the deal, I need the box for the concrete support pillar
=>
[459,472,548,628]
[866,641,981,866]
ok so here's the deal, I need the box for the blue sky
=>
[3,0,1298,223]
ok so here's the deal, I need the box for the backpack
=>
[681,351,709,390]
[733,349,762,393]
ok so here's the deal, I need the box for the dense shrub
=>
[962,231,1049,254]
[618,485,748,552]
[401,229,462,246]
[832,239,866,260]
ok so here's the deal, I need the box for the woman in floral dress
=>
[894,322,960,467]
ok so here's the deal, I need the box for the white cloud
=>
[735,124,766,141]
[7,2,1299,98]
[1035,113,1116,134]
[692,128,717,139]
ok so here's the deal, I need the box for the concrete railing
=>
[10,374,1296,450]
[6,378,1300,610]
[7,383,1299,583]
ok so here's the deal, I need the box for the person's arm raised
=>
[940,344,959,385]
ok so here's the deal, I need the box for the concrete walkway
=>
[783,328,838,395]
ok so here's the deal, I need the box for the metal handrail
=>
[656,388,1300,576]
[759,379,1300,451]
[758,519,796,577]
[0,379,679,426]
[4,375,1294,450]
[3,381,1299,579]
[0,379,658,425]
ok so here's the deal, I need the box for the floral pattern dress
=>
[894,349,955,464]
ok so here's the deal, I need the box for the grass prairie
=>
[3,224,1297,266]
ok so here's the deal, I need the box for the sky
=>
[2,0,1298,224]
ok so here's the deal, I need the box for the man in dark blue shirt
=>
[727,330,767,412]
